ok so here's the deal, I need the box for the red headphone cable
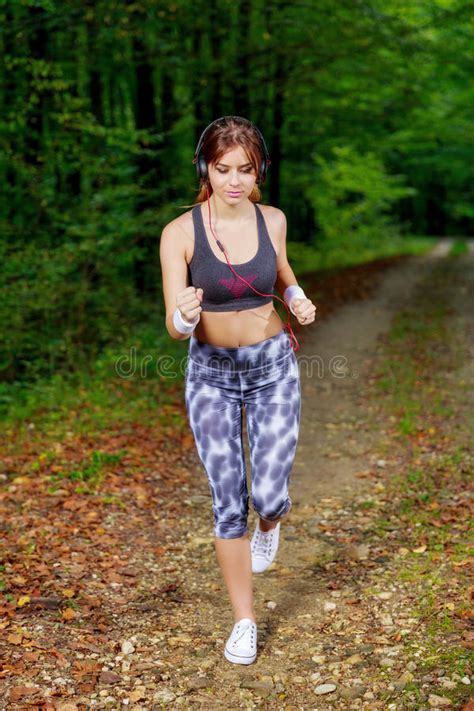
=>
[204,187,300,353]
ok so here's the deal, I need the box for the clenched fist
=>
[291,297,317,325]
[177,286,203,323]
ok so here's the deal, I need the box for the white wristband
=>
[284,285,306,316]
[173,307,200,334]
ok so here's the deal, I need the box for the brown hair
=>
[183,117,267,208]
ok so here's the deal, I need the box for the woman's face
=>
[208,145,257,204]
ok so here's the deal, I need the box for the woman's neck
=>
[205,192,255,224]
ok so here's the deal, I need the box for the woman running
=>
[159,116,317,665]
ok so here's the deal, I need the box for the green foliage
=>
[449,239,469,256]
[0,0,472,390]
[48,449,126,494]
[0,320,190,434]
[304,146,416,267]
[0,231,151,382]
[285,235,433,275]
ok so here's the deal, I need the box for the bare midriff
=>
[193,304,284,348]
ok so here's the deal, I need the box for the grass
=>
[449,239,469,256]
[46,448,128,494]
[373,285,466,439]
[286,235,434,275]
[0,324,191,445]
[357,499,378,510]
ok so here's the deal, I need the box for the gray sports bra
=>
[187,202,278,312]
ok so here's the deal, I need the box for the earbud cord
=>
[205,186,300,353]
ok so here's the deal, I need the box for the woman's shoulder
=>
[257,203,286,230]
[257,202,284,217]
[161,207,196,242]
[160,208,199,267]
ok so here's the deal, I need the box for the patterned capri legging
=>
[184,326,301,539]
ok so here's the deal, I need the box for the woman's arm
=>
[273,209,299,294]
[273,208,317,325]
[159,220,195,341]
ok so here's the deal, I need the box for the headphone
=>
[191,116,300,352]
[193,115,272,184]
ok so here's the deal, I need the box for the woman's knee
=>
[214,517,248,539]
[212,496,249,539]
[252,495,292,522]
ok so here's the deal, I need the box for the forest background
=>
[0,0,472,425]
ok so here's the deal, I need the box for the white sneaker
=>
[224,618,257,665]
[251,520,281,573]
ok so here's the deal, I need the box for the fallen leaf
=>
[11,575,27,585]
[7,633,23,644]
[17,596,31,607]
[9,687,40,700]
[62,608,77,620]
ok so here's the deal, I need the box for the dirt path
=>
[2,240,472,710]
